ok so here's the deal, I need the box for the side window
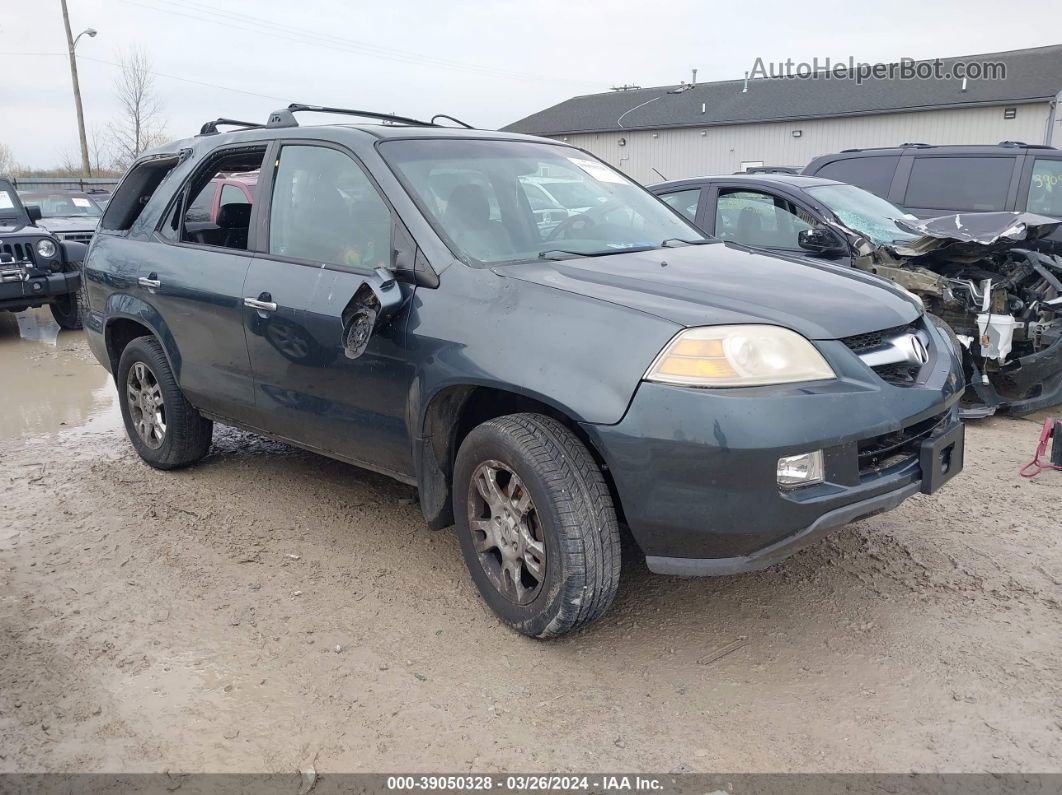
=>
[99,156,179,232]
[168,147,265,250]
[715,189,815,249]
[269,145,392,269]
[184,183,217,224]
[220,183,249,210]
[1026,158,1062,216]
[904,156,1013,211]
[659,189,700,221]
[814,156,899,198]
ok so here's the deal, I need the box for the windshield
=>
[20,193,102,219]
[381,139,707,264]
[805,183,918,246]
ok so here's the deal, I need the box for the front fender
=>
[60,239,89,265]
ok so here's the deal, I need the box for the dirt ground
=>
[1,307,1060,775]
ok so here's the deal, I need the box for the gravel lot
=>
[1,308,1060,774]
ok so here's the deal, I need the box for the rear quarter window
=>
[903,156,1014,212]
[100,156,180,232]
[1026,158,1062,216]
[812,155,899,198]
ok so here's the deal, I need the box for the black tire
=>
[49,288,84,330]
[453,413,621,638]
[117,336,213,470]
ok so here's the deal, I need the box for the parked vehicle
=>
[83,107,965,637]
[650,174,1062,417]
[801,142,1062,253]
[0,177,87,329]
[18,190,102,245]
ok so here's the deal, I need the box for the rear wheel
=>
[49,289,84,330]
[117,336,213,469]
[453,413,621,638]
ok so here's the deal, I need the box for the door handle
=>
[244,296,277,312]
[138,273,161,289]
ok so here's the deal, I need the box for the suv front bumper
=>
[581,338,965,576]
[0,263,80,309]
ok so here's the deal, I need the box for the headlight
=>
[36,239,57,259]
[645,325,836,387]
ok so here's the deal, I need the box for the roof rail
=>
[199,118,264,135]
[898,142,932,148]
[431,113,474,129]
[265,103,439,129]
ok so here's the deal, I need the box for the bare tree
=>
[89,123,111,173]
[108,47,166,170]
[0,142,15,176]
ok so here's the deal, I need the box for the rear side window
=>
[1026,158,1062,216]
[904,156,1013,211]
[659,189,700,221]
[813,156,899,198]
[99,156,179,232]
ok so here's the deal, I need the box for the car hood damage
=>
[842,211,1062,416]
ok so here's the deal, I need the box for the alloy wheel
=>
[126,361,167,449]
[467,460,546,605]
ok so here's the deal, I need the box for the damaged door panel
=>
[850,212,1062,416]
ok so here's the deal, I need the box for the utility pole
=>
[60,0,94,176]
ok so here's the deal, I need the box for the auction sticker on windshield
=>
[567,157,627,184]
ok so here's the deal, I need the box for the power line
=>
[116,0,596,86]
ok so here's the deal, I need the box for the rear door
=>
[144,143,268,421]
[243,141,418,477]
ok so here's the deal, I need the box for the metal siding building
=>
[504,46,1062,185]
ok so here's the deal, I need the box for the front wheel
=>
[453,413,621,638]
[117,336,213,470]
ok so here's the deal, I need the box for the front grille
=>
[841,321,928,387]
[841,323,916,355]
[0,241,34,266]
[857,412,948,474]
[59,232,94,243]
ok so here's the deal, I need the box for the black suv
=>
[0,177,87,329]
[803,142,1062,252]
[83,106,965,637]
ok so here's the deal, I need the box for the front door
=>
[243,142,417,478]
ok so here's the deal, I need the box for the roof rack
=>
[199,118,265,135]
[431,114,474,129]
[265,103,439,129]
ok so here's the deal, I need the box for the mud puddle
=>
[0,309,122,441]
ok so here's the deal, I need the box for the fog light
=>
[777,450,824,488]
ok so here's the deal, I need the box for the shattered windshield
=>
[806,183,919,247]
[381,139,707,265]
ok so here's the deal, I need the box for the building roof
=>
[504,45,1062,136]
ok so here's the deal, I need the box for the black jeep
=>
[0,177,87,329]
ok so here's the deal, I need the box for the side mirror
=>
[342,267,404,360]
[26,205,42,223]
[798,227,847,257]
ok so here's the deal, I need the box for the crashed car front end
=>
[0,232,82,312]
[847,212,1062,416]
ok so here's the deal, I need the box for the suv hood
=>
[34,217,100,234]
[497,242,920,340]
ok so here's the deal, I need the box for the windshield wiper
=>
[537,246,656,260]
[660,237,711,247]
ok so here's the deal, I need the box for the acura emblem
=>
[911,336,929,366]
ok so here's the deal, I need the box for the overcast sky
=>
[4,0,1062,169]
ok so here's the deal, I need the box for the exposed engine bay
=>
[849,212,1062,416]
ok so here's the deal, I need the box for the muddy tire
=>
[49,288,84,330]
[453,413,621,638]
[117,336,213,470]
